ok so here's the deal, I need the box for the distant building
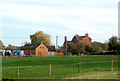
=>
[21,42,56,56]
[0,50,5,56]
[0,50,24,56]
[10,50,24,56]
[63,33,92,48]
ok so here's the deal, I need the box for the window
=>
[48,52,51,55]
[52,52,55,55]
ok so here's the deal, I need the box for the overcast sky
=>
[0,0,119,46]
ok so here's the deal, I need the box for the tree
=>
[6,44,18,50]
[108,36,120,51]
[100,43,108,51]
[67,42,84,55]
[92,41,108,53]
[30,31,51,46]
[85,45,93,54]
[0,40,5,50]
[24,42,31,46]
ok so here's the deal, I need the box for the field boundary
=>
[64,72,119,79]
[6,60,119,68]
[2,56,119,79]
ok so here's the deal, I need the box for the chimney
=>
[64,36,67,47]
[65,36,67,42]
[85,33,88,37]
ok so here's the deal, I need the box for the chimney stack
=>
[64,36,67,47]
[85,33,88,37]
[65,36,67,42]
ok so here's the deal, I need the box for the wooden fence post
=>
[111,60,113,72]
[17,66,19,79]
[49,64,51,76]
[78,62,81,73]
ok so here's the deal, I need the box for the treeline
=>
[0,31,51,50]
[63,36,120,55]
[0,34,120,55]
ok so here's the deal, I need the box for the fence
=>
[3,60,119,79]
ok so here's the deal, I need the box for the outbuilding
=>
[21,42,56,56]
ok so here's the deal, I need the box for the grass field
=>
[2,55,119,79]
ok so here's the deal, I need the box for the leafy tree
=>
[67,42,84,55]
[85,45,93,53]
[6,44,18,50]
[92,41,108,52]
[108,36,120,51]
[0,40,5,49]
[100,43,108,51]
[58,48,63,53]
[30,31,51,46]
[24,42,31,46]
[67,42,77,55]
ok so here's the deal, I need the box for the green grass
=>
[64,71,118,79]
[2,55,119,79]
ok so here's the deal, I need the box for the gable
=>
[72,35,85,41]
[72,36,78,42]
[81,37,92,46]
[36,44,48,51]
[82,37,91,40]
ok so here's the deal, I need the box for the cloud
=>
[1,0,119,7]
[0,23,2,40]
[2,2,117,31]
[3,23,73,35]
[1,0,118,46]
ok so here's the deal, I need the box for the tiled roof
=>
[75,35,85,40]
[46,46,56,51]
[21,45,39,50]
[21,44,56,51]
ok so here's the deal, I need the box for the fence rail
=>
[7,60,119,68]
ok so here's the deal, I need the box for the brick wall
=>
[24,50,35,55]
[72,36,78,42]
[35,43,48,56]
[81,37,91,47]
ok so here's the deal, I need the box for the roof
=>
[21,45,39,50]
[67,41,74,43]
[75,35,85,40]
[21,44,56,51]
[46,46,56,51]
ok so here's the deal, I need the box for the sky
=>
[0,0,119,47]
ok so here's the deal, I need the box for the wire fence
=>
[3,60,119,79]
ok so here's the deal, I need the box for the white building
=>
[0,50,5,56]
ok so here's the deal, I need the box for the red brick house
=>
[64,33,92,47]
[21,43,56,56]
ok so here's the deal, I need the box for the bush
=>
[63,52,70,55]
[83,51,90,55]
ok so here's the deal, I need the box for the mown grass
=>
[2,55,119,79]
[64,71,118,79]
